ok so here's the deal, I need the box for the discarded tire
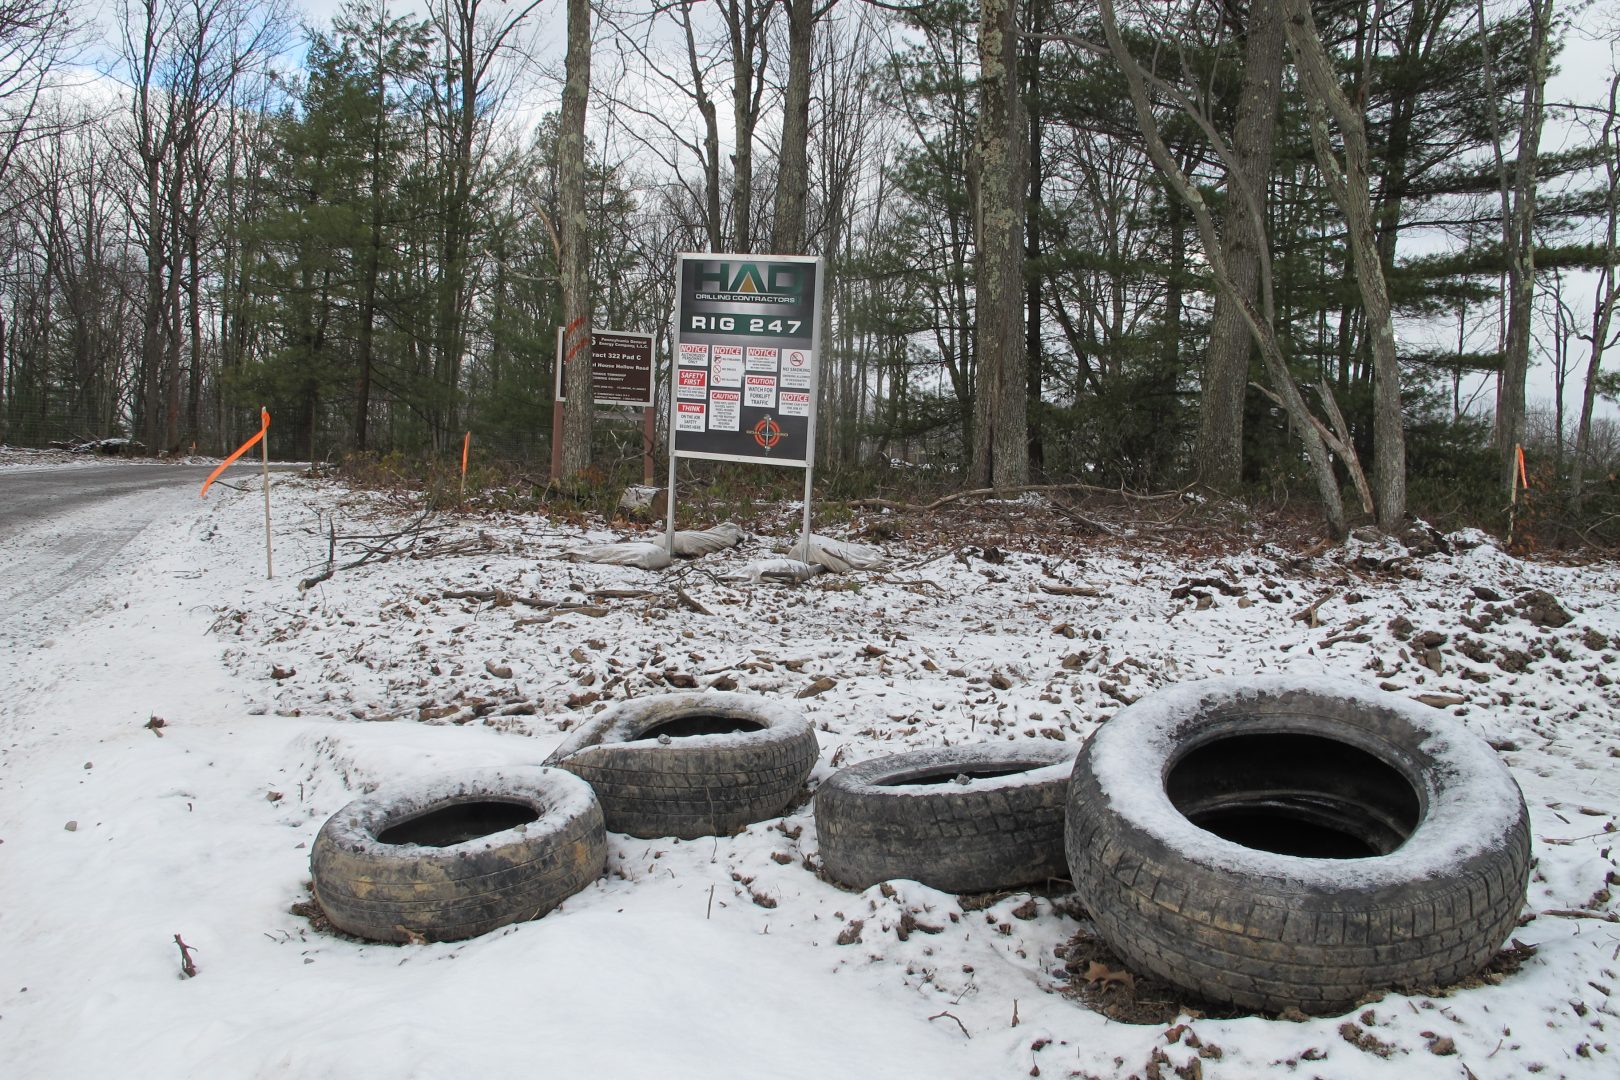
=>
[1066,676,1531,1014]
[816,742,1076,893]
[544,692,818,839]
[311,767,606,943]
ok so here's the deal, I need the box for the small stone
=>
[64,820,78,832]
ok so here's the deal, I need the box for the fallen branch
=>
[673,586,713,615]
[850,481,1184,514]
[174,933,198,978]
[1536,909,1619,922]
[1040,583,1103,597]
[442,588,556,609]
[928,1010,971,1038]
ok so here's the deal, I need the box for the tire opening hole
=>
[633,714,766,740]
[1166,733,1420,859]
[879,763,1035,787]
[377,800,540,847]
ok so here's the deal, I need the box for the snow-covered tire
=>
[544,692,818,839]
[1066,676,1531,1014]
[816,742,1077,893]
[310,767,606,944]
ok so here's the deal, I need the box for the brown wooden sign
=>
[554,329,655,408]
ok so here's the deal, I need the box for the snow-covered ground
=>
[1,462,1616,1079]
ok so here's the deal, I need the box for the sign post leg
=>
[800,465,815,562]
[549,401,564,480]
[261,409,273,579]
[642,406,655,487]
[664,453,679,556]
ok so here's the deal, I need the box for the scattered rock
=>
[1495,648,1532,673]
[64,820,78,832]
[484,660,514,679]
[271,664,296,680]
[1338,1022,1397,1057]
[797,676,837,699]
[1516,589,1572,628]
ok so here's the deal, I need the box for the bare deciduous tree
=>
[1283,0,1405,531]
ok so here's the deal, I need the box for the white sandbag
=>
[562,541,673,570]
[671,522,746,557]
[788,534,887,573]
[743,558,824,584]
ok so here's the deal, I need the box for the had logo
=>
[694,262,806,302]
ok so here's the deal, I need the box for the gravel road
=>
[0,463,277,648]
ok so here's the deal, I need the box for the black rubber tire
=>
[1065,676,1531,1014]
[544,692,818,839]
[816,742,1077,893]
[310,767,606,943]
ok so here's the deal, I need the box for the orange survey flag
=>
[462,431,470,474]
[200,409,270,497]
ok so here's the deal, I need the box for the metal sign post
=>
[665,253,824,557]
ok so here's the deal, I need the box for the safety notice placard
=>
[670,253,822,468]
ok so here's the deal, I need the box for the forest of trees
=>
[2,0,1618,536]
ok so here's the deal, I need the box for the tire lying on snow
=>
[1066,675,1531,1014]
[544,692,818,839]
[311,766,606,943]
[816,742,1076,893]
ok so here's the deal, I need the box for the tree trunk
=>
[770,0,815,254]
[558,0,594,477]
[1482,0,1552,496]
[1094,0,1347,537]
[1569,72,1620,511]
[1197,0,1285,492]
[680,4,723,250]
[971,0,1028,489]
[1284,0,1405,531]
[1024,0,1045,475]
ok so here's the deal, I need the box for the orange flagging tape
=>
[461,431,470,474]
[564,332,593,365]
[200,409,270,497]
[1517,444,1529,490]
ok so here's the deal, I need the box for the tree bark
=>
[558,0,594,477]
[1197,0,1285,492]
[971,0,1028,489]
[770,0,816,254]
[1482,0,1552,496]
[1570,71,1620,511]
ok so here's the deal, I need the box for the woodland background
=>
[2,0,1618,538]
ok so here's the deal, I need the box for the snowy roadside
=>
[0,472,1615,1079]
